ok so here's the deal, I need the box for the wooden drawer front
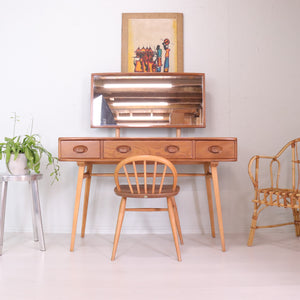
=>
[196,141,236,160]
[103,141,193,159]
[60,141,101,159]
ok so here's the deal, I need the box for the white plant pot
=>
[7,153,29,175]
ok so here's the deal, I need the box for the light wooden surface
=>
[81,164,93,238]
[211,162,225,251]
[204,163,216,238]
[58,137,237,163]
[58,137,237,253]
[70,163,85,252]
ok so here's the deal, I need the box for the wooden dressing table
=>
[58,73,237,252]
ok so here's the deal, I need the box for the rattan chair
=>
[248,138,300,246]
[111,155,183,261]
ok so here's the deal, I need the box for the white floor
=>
[0,231,300,300]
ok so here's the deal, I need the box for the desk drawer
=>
[104,141,193,159]
[196,140,236,160]
[59,141,101,159]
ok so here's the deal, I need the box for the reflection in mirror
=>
[91,73,205,128]
[93,95,116,126]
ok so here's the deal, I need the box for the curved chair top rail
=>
[248,138,300,190]
[274,138,300,158]
[114,155,178,195]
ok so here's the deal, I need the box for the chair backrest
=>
[275,138,300,191]
[248,138,300,191]
[114,155,178,196]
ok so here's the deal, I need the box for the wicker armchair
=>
[248,138,300,246]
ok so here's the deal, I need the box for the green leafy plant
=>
[0,113,60,183]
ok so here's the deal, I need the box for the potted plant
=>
[0,113,60,182]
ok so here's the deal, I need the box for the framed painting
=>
[121,13,183,73]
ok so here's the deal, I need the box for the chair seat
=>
[259,187,300,196]
[254,188,300,208]
[114,185,180,198]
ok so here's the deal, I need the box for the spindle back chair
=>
[248,138,300,246]
[111,155,182,261]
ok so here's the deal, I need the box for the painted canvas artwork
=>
[133,38,171,73]
[128,19,176,72]
[122,13,183,73]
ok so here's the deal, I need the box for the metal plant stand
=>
[0,174,46,255]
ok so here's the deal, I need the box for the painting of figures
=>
[122,13,183,73]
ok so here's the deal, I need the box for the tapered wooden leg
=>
[167,197,182,261]
[204,163,216,238]
[111,197,127,261]
[81,164,93,238]
[247,209,258,246]
[171,197,183,244]
[70,163,86,252]
[211,162,226,252]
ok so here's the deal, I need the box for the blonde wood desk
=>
[58,136,237,252]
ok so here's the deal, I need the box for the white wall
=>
[1,0,300,235]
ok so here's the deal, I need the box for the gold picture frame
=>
[121,13,183,73]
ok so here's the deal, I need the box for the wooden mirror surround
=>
[91,73,205,128]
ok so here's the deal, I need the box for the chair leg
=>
[111,197,127,261]
[167,197,182,261]
[293,208,300,236]
[247,206,258,246]
[171,197,183,244]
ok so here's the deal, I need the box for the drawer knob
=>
[116,145,131,154]
[208,145,223,154]
[73,145,88,154]
[165,145,179,154]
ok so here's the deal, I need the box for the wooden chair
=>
[248,138,300,246]
[111,155,183,261]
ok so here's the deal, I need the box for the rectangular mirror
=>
[91,73,205,128]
